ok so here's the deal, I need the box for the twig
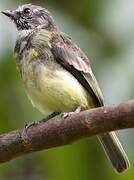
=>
[0,99,134,163]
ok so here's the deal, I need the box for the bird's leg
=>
[25,106,81,129]
[62,106,81,118]
[39,112,60,123]
[74,106,81,113]
[25,112,60,129]
[25,121,39,129]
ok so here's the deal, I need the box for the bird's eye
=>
[23,8,31,14]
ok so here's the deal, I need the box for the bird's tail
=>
[98,132,130,173]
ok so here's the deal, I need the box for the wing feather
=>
[51,33,104,106]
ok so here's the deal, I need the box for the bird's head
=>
[1,4,57,31]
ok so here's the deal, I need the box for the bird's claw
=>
[25,121,39,129]
[61,112,74,118]
[25,112,60,129]
[62,106,81,119]
[74,106,81,113]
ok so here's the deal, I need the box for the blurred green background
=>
[0,0,134,179]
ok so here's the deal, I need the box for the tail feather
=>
[98,132,130,173]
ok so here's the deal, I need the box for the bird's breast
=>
[20,56,94,115]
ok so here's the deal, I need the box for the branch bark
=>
[0,99,134,164]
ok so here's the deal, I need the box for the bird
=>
[1,4,130,173]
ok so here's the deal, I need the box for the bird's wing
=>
[51,32,104,107]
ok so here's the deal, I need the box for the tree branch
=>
[0,99,134,164]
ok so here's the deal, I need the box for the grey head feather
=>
[2,4,57,31]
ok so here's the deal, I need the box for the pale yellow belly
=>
[24,63,94,116]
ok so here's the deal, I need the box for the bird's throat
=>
[14,29,34,61]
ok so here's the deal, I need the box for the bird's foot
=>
[25,112,60,130]
[74,106,81,113]
[39,112,60,123]
[62,106,81,119]
[25,121,39,129]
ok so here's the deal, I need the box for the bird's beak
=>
[1,10,15,20]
